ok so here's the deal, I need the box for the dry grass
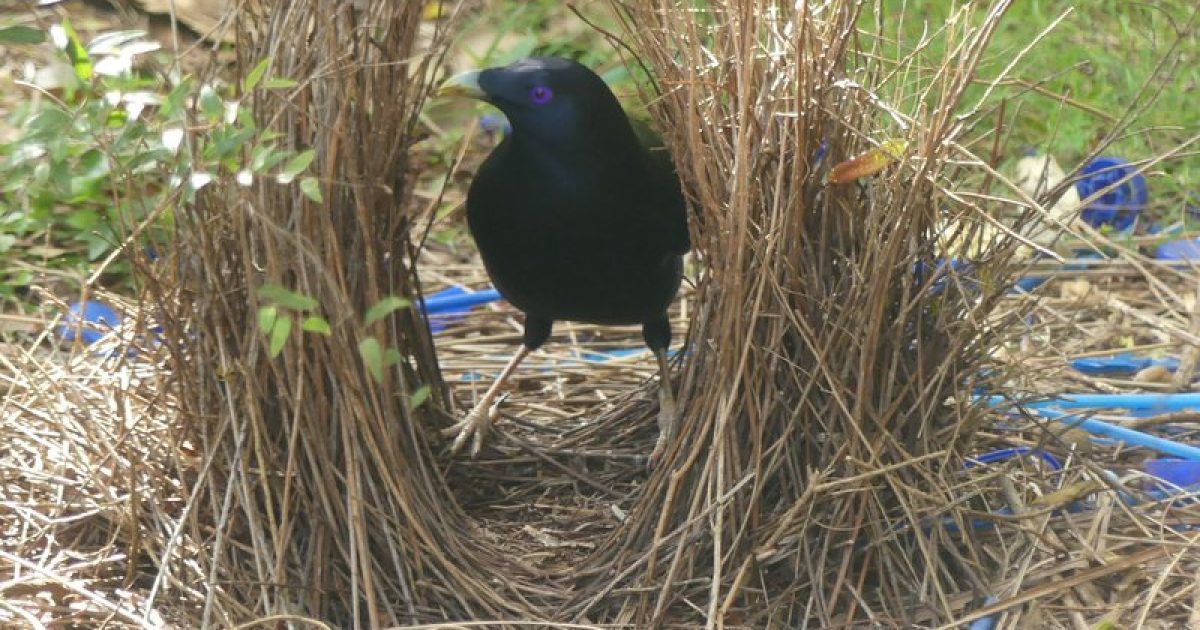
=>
[131,1,546,625]
[558,1,1200,627]
[5,0,1200,628]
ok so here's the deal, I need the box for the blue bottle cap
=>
[59,301,121,345]
[1156,237,1200,261]
[1075,157,1147,231]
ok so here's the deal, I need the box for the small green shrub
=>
[0,19,314,307]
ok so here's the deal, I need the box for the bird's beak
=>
[437,70,486,100]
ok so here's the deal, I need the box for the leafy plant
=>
[254,284,420,394]
[0,19,317,306]
[256,283,331,358]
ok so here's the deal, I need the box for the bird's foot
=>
[441,397,503,457]
[648,386,677,468]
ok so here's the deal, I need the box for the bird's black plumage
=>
[467,57,688,335]
[439,56,688,461]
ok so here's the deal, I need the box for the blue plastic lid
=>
[1156,237,1200,261]
[58,300,120,345]
[1144,459,1200,489]
[1075,157,1147,231]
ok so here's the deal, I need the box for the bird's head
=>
[438,57,632,152]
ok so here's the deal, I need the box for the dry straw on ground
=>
[5,0,1200,628]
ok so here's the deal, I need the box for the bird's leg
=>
[649,347,678,466]
[442,345,531,457]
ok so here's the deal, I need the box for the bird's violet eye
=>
[529,85,554,105]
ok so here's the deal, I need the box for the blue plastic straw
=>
[982,392,1200,412]
[965,447,1062,471]
[1029,408,1200,461]
[422,287,502,314]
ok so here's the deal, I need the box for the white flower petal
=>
[49,25,68,49]
[161,128,184,152]
[94,55,133,77]
[124,101,146,120]
[121,41,161,56]
[189,172,213,190]
[122,91,161,106]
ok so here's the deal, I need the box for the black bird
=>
[437,57,689,464]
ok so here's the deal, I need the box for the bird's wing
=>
[629,113,691,255]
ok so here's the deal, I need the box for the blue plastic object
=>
[1144,459,1200,489]
[1075,157,1147,231]
[965,447,1063,471]
[980,394,1200,459]
[421,286,502,332]
[1015,407,1200,461]
[1012,276,1047,293]
[913,258,977,295]
[1071,352,1180,376]
[968,597,1001,630]
[58,301,120,345]
[812,140,828,168]
[1156,237,1200,261]
[423,286,502,314]
[985,392,1200,412]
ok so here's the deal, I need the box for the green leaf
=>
[277,149,315,183]
[25,107,71,143]
[58,19,91,80]
[268,314,292,358]
[363,296,410,326]
[198,85,223,123]
[384,348,402,366]
[250,143,283,171]
[162,78,193,117]
[105,107,128,128]
[301,316,331,335]
[243,57,271,92]
[263,77,298,90]
[207,126,257,160]
[409,384,431,409]
[299,177,322,202]
[85,234,111,261]
[0,25,46,45]
[258,305,278,332]
[258,283,319,311]
[358,337,384,383]
[65,208,100,231]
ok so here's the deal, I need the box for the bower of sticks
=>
[5,0,1200,628]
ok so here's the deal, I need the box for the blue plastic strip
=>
[965,447,1062,471]
[1033,409,1200,461]
[1071,353,1180,376]
[982,393,1200,411]
[423,287,502,314]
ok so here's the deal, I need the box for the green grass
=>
[876,0,1198,220]
[434,0,1195,221]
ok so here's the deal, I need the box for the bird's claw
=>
[442,399,503,457]
[648,385,677,468]
[648,433,669,468]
